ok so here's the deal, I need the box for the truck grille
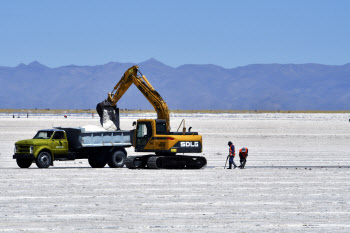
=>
[18,146,30,153]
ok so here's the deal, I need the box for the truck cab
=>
[14,129,68,168]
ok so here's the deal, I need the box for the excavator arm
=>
[96,65,170,131]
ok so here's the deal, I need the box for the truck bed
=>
[57,127,133,149]
[81,130,133,147]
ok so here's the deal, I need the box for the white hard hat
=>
[241,147,246,152]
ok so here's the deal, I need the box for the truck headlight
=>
[15,145,18,153]
[30,146,34,154]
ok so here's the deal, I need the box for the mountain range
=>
[1,59,350,110]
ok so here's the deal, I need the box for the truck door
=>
[135,122,153,151]
[51,131,68,157]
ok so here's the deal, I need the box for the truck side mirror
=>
[132,121,136,127]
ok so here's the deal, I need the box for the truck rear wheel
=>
[107,150,126,168]
[88,154,107,168]
[16,159,32,168]
[36,152,52,168]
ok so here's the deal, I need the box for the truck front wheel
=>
[36,152,52,168]
[108,150,126,168]
[16,159,33,168]
[88,154,107,168]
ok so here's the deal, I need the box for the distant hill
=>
[1,59,350,110]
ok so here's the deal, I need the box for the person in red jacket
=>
[238,147,248,169]
[227,141,237,169]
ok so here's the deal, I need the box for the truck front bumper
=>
[13,153,35,160]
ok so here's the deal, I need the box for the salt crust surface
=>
[0,113,350,232]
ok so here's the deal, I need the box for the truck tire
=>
[107,150,126,168]
[88,154,107,168]
[16,159,32,168]
[36,151,52,168]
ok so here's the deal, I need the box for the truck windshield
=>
[33,131,54,139]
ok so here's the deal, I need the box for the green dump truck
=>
[13,127,133,168]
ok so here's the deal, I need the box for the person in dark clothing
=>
[238,147,248,169]
[227,141,237,169]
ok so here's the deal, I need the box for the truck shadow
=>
[3,165,350,170]
[209,165,350,169]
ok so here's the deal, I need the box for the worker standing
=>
[239,147,249,169]
[227,141,237,169]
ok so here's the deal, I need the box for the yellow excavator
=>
[96,65,207,169]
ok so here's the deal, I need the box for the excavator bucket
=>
[96,101,120,131]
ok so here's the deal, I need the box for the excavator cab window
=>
[156,121,167,135]
[136,122,152,147]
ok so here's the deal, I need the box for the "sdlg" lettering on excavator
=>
[180,142,199,147]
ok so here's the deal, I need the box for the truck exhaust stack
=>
[96,101,120,131]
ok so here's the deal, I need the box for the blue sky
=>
[1,0,350,68]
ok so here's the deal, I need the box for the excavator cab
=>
[133,119,168,152]
[135,121,153,151]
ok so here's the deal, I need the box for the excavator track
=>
[126,155,207,169]
[125,155,149,169]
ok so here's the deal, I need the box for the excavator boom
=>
[96,66,170,131]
